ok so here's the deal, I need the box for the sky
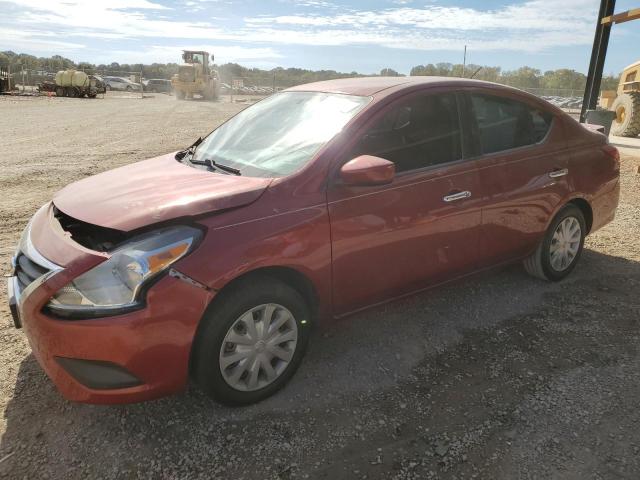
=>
[0,0,639,75]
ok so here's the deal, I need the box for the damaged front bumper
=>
[7,203,214,404]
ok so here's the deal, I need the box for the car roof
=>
[285,76,513,97]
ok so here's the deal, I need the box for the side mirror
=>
[340,155,395,187]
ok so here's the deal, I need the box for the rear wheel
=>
[192,276,311,405]
[55,86,64,97]
[175,89,185,100]
[610,92,640,137]
[524,204,586,281]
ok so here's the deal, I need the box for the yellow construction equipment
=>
[600,60,640,136]
[171,50,219,101]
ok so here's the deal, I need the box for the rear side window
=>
[470,94,552,155]
[351,92,462,173]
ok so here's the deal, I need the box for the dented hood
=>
[53,153,272,231]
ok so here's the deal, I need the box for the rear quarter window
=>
[470,93,553,155]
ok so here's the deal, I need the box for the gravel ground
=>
[1,94,639,480]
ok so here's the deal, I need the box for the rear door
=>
[463,90,572,266]
[328,89,483,315]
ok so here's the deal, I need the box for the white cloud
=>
[0,26,85,52]
[246,0,595,33]
[146,45,284,62]
[241,0,597,52]
[0,0,599,60]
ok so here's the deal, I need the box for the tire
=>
[55,86,64,97]
[192,275,312,406]
[610,92,640,137]
[524,204,586,281]
[126,85,132,91]
[175,90,185,100]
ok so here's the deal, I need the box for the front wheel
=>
[192,276,311,405]
[524,204,586,281]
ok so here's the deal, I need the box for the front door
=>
[328,90,483,316]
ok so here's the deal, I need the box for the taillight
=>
[602,144,620,170]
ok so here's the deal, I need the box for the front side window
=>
[349,92,462,173]
[193,92,370,177]
[470,94,552,155]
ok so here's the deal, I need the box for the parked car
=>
[103,76,142,92]
[143,79,172,93]
[8,77,620,406]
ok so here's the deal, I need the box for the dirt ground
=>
[0,94,639,480]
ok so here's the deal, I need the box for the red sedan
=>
[8,77,620,405]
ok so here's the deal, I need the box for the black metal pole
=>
[580,0,616,122]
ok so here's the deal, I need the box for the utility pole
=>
[462,45,467,78]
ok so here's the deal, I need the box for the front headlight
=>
[47,225,202,317]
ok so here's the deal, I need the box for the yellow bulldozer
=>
[600,60,640,137]
[171,50,220,101]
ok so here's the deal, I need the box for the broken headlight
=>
[47,226,202,317]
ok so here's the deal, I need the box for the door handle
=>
[548,168,568,178]
[443,191,472,202]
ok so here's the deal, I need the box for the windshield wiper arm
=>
[189,158,241,176]
[208,159,241,176]
[176,136,203,160]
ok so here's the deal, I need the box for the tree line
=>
[0,51,620,92]
[408,63,619,92]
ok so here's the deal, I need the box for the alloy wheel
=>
[219,303,298,392]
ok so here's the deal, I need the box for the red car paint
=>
[54,154,273,231]
[11,77,619,403]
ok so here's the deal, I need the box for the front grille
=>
[14,252,51,291]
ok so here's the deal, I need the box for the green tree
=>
[541,69,586,91]
[380,68,401,76]
[501,66,541,89]
[600,74,620,91]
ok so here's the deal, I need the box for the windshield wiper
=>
[189,158,241,176]
[175,137,203,160]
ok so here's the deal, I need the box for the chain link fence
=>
[0,61,588,112]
